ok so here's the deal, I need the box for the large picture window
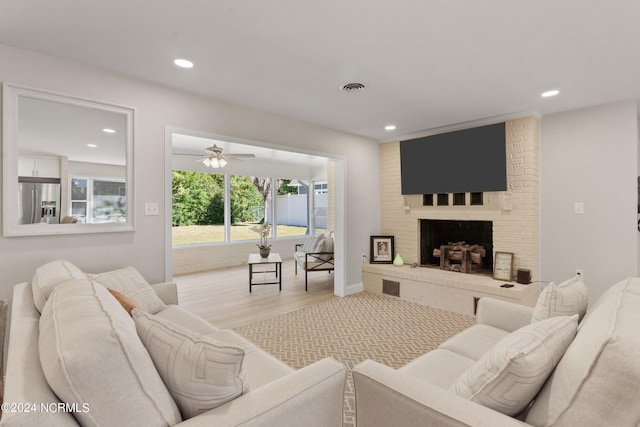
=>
[172,171,328,246]
[70,177,126,223]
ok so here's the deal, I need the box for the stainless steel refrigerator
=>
[18,177,61,224]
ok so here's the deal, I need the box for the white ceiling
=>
[1,1,640,142]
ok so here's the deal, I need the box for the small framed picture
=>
[493,251,514,281]
[370,236,394,264]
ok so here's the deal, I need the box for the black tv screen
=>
[400,123,507,195]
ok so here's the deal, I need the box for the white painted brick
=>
[379,117,540,285]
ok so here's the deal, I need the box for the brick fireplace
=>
[363,117,540,312]
[379,117,540,282]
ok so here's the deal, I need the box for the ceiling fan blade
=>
[225,154,256,159]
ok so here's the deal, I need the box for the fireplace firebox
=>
[420,219,493,274]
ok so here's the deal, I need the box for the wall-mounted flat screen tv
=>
[400,122,507,195]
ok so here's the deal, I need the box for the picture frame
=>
[493,251,514,281]
[370,236,394,264]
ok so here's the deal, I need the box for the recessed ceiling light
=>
[541,89,560,98]
[340,82,365,92]
[102,128,116,134]
[385,125,396,131]
[174,58,194,69]
[87,144,97,148]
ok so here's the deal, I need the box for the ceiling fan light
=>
[210,158,220,168]
[202,157,211,167]
[219,158,228,168]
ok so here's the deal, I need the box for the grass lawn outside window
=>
[173,223,327,246]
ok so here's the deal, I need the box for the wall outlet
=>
[575,269,584,278]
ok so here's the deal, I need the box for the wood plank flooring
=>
[173,259,336,329]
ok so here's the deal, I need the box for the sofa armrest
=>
[353,360,529,427]
[476,297,534,332]
[150,281,178,305]
[176,357,346,427]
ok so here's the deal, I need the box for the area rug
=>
[234,291,475,427]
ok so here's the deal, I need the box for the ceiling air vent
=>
[340,82,366,92]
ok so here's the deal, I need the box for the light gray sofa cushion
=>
[31,259,85,313]
[39,279,181,427]
[399,349,475,389]
[451,314,578,416]
[526,277,640,426]
[438,324,510,361]
[88,266,167,314]
[132,309,248,419]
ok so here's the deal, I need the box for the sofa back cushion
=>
[39,279,181,427]
[132,309,248,419]
[88,266,166,314]
[450,314,578,416]
[531,275,589,323]
[32,259,85,313]
[526,277,640,426]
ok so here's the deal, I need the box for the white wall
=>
[540,100,638,301]
[0,44,380,301]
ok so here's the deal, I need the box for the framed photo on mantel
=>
[370,236,394,264]
[493,251,514,281]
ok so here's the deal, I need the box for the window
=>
[171,173,328,246]
[276,178,307,237]
[171,170,225,245]
[230,175,265,242]
[70,177,126,223]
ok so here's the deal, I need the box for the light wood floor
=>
[173,259,337,329]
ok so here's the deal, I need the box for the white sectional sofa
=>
[353,276,640,426]
[1,260,346,427]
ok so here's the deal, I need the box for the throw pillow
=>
[531,275,589,323]
[450,314,578,416]
[32,259,86,313]
[109,288,140,315]
[39,279,182,427]
[88,266,166,314]
[302,234,324,252]
[132,309,248,419]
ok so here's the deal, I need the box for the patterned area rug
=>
[234,291,475,427]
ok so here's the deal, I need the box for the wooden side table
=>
[248,253,283,292]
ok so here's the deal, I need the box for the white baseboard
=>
[342,282,363,296]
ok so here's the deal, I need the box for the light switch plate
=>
[145,202,159,216]
[574,202,584,215]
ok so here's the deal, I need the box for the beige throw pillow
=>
[132,309,248,419]
[450,314,578,416]
[32,259,86,313]
[88,266,166,314]
[39,279,181,427]
[531,275,589,323]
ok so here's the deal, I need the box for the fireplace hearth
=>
[420,220,493,274]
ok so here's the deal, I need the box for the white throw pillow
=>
[315,237,334,261]
[88,266,166,314]
[39,279,181,427]
[450,314,578,416]
[32,259,86,313]
[531,275,589,323]
[132,309,248,419]
[302,234,324,252]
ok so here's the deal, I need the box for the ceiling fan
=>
[190,144,256,168]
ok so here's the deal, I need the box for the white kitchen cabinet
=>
[18,156,61,178]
